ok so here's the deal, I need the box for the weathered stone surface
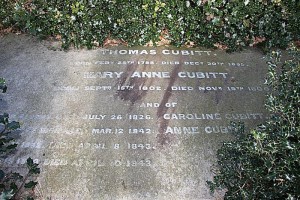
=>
[0,35,268,199]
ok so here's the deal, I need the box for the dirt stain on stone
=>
[114,54,184,146]
[202,88,223,104]
[156,59,183,146]
[115,61,152,106]
[214,90,223,104]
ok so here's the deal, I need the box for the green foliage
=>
[207,47,300,199]
[26,158,40,175]
[0,113,19,155]
[0,0,15,28]
[0,158,40,200]
[0,190,14,200]
[0,79,40,199]
[0,0,299,50]
[0,78,7,93]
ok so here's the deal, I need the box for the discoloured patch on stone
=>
[115,62,152,105]
[156,60,183,146]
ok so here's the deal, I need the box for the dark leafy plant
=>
[0,78,7,93]
[0,158,40,200]
[0,78,40,200]
[207,46,300,199]
[0,113,19,155]
[0,0,299,50]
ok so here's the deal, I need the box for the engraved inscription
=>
[0,45,268,199]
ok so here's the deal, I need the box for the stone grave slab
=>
[0,35,269,199]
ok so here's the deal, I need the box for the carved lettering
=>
[163,113,221,120]
[84,72,123,78]
[165,126,199,134]
[131,72,170,78]
[178,72,228,79]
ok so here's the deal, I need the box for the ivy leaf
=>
[0,85,7,93]
[11,172,23,180]
[0,78,7,93]
[0,170,5,181]
[0,190,14,200]
[0,113,9,125]
[24,181,38,189]
[7,121,20,130]
[26,158,40,174]
[243,19,250,28]
[6,144,18,151]
[6,143,17,150]
[0,78,5,85]
[212,17,220,25]
[9,182,18,192]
